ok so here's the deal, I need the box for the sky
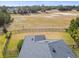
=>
[0,1,79,6]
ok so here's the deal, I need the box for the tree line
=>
[12,5,53,14]
[4,5,79,15]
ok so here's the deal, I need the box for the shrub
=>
[2,26,8,34]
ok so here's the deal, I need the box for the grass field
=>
[8,10,79,31]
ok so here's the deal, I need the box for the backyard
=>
[0,10,79,57]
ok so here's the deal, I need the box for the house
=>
[19,35,75,58]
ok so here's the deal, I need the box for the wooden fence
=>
[9,27,67,34]
[0,27,68,35]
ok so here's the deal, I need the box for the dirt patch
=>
[53,13,79,16]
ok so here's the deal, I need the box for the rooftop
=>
[19,35,75,58]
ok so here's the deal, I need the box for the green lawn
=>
[62,32,76,45]
[72,48,79,58]
[0,33,20,58]
[5,35,20,57]
[0,34,6,57]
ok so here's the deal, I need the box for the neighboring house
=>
[7,7,18,14]
[19,35,75,58]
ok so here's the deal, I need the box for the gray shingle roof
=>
[19,35,75,58]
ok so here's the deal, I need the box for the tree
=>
[0,7,11,27]
[75,17,79,26]
[58,5,72,11]
[0,6,12,35]
[41,5,46,12]
[1,6,8,13]
[68,17,79,47]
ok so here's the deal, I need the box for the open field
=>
[8,10,79,31]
